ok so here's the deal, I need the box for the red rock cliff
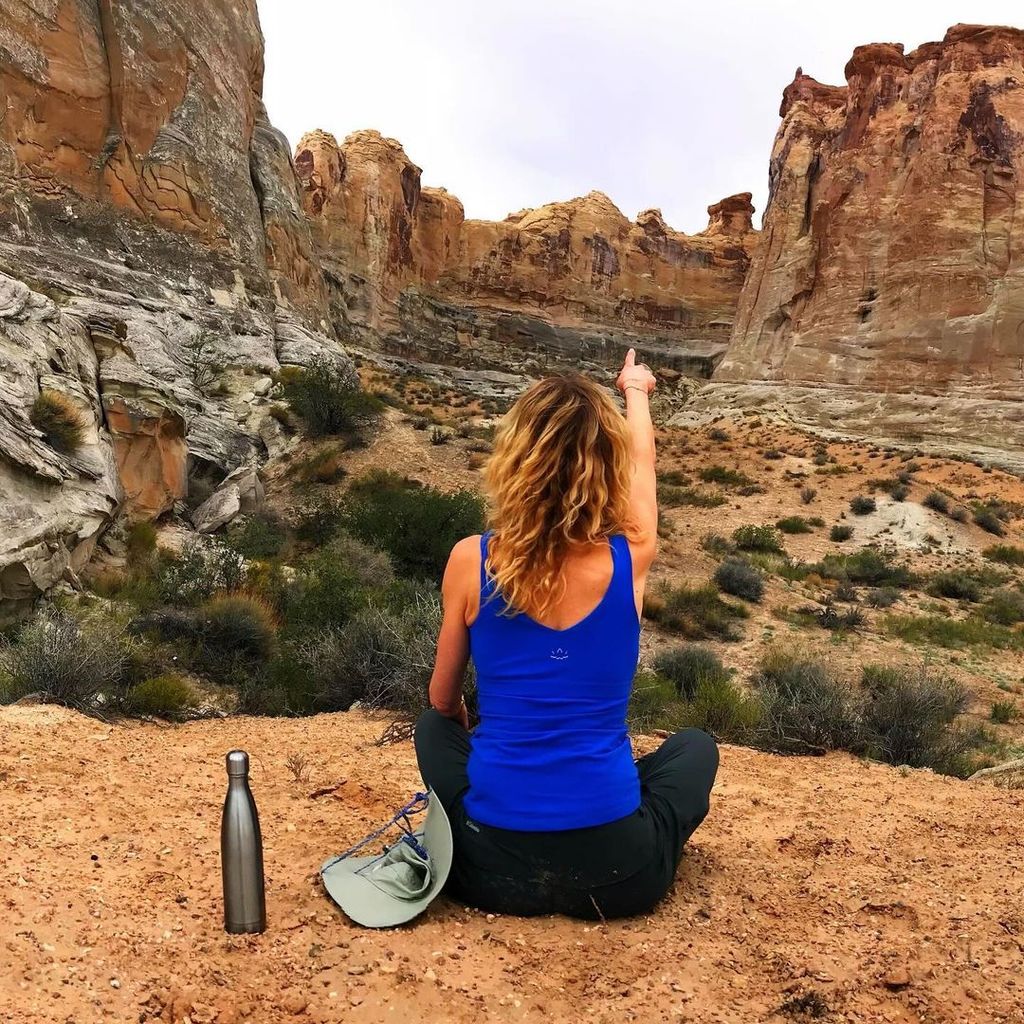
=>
[295,130,757,375]
[705,24,1024,465]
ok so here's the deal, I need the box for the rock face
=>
[0,0,351,615]
[294,130,757,376]
[695,25,1024,467]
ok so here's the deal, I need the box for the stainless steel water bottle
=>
[221,750,267,934]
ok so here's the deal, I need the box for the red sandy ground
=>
[1,706,1022,1024]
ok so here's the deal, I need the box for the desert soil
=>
[2,705,1022,1024]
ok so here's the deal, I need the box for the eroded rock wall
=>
[0,0,350,613]
[294,130,757,376]
[698,24,1024,466]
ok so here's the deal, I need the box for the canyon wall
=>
[0,0,351,615]
[681,24,1024,468]
[294,130,758,378]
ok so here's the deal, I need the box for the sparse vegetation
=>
[714,558,765,602]
[644,582,748,641]
[984,544,1024,567]
[849,495,877,516]
[886,614,1024,651]
[732,524,784,554]
[279,356,382,437]
[657,483,726,508]
[30,390,86,454]
[777,516,813,535]
[699,465,753,488]
[928,571,983,603]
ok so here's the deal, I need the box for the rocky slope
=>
[682,24,1024,470]
[0,0,352,616]
[294,129,757,376]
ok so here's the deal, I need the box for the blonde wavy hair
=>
[483,373,636,619]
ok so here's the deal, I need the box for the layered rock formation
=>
[294,130,757,376]
[0,0,351,615]
[685,24,1024,468]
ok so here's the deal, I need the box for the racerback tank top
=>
[465,531,642,831]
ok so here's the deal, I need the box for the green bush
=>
[849,495,877,515]
[751,650,862,755]
[814,548,913,587]
[192,594,278,680]
[124,674,198,719]
[0,608,134,709]
[279,356,381,437]
[973,504,1005,536]
[677,674,762,743]
[866,587,900,609]
[644,582,748,641]
[983,588,1024,626]
[30,390,85,454]
[227,511,287,559]
[928,571,983,603]
[776,516,813,535]
[293,494,345,545]
[860,665,975,775]
[800,486,817,504]
[991,699,1018,724]
[699,465,753,487]
[830,524,854,542]
[732,524,784,554]
[700,532,733,557]
[984,544,1024,566]
[126,521,158,564]
[657,483,726,508]
[652,645,727,700]
[341,471,484,580]
[627,671,686,734]
[923,491,950,514]
[708,427,730,442]
[714,558,765,602]
[885,614,1024,650]
[156,538,247,606]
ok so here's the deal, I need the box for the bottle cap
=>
[226,750,250,777]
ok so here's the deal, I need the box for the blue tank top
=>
[465,532,641,831]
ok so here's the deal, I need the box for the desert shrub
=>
[156,538,247,606]
[191,595,277,681]
[30,390,85,454]
[652,645,728,700]
[860,665,975,775]
[0,608,134,708]
[923,491,950,514]
[644,582,748,641]
[707,427,730,442]
[751,650,862,755]
[830,524,854,542]
[290,444,348,485]
[991,699,1018,724]
[777,516,813,535]
[732,524,784,554]
[700,532,733,557]
[677,674,762,743]
[293,494,345,545]
[984,544,1024,567]
[928,571,983,603]
[812,450,830,466]
[124,674,198,719]
[983,588,1024,626]
[885,614,1024,650]
[972,504,1005,536]
[949,505,969,523]
[866,587,900,609]
[834,581,858,602]
[699,465,752,487]
[126,521,158,564]
[890,484,910,502]
[814,548,913,587]
[800,486,817,504]
[657,483,726,508]
[714,558,765,602]
[282,544,378,636]
[628,671,686,734]
[429,426,450,445]
[279,356,381,437]
[763,448,784,461]
[849,495,877,515]
[341,471,484,580]
[227,511,287,559]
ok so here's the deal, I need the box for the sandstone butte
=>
[681,24,1024,469]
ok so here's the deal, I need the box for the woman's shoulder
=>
[447,534,485,574]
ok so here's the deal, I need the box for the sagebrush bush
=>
[699,465,752,487]
[657,483,726,508]
[886,614,1024,650]
[0,608,134,708]
[860,665,974,774]
[714,558,765,602]
[279,356,381,437]
[732,524,784,553]
[990,699,1018,725]
[814,548,913,587]
[800,486,817,504]
[984,544,1024,566]
[866,587,900,609]
[776,516,813,535]
[678,673,762,743]
[983,588,1024,626]
[830,524,854,542]
[124,674,198,719]
[928,571,983,603]
[157,538,247,606]
[923,491,950,514]
[644,582,748,641]
[341,471,484,580]
[192,594,278,680]
[849,495,877,515]
[30,390,86,454]
[972,504,1005,536]
[652,645,727,700]
[700,532,733,556]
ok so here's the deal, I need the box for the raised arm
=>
[615,348,658,573]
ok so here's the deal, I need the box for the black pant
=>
[414,709,719,920]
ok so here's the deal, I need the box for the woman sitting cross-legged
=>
[415,350,719,920]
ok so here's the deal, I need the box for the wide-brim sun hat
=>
[321,790,453,928]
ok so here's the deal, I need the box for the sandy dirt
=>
[2,705,1022,1024]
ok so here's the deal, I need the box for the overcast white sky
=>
[260,1,1023,234]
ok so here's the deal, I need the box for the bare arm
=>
[427,537,477,729]
[616,348,658,573]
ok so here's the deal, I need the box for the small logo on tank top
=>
[550,647,569,661]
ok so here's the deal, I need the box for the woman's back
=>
[465,531,641,831]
